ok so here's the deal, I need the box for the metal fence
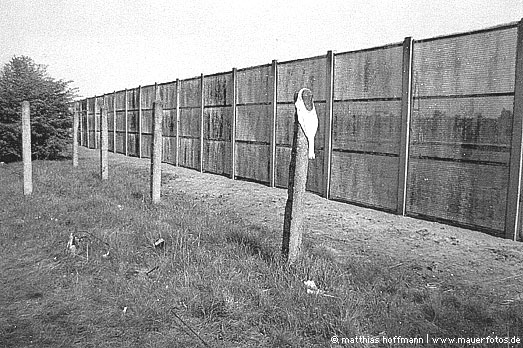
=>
[75,20,523,240]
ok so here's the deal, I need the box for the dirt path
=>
[83,147,523,305]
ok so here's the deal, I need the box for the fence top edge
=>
[414,20,519,44]
[236,63,272,73]
[204,71,233,78]
[335,41,404,57]
[277,54,327,66]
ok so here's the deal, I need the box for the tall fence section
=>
[75,20,523,240]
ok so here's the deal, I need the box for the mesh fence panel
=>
[237,65,271,105]
[330,46,403,210]
[80,100,87,147]
[203,73,232,175]
[334,44,403,100]
[179,78,201,107]
[407,26,518,232]
[159,83,178,163]
[413,28,517,97]
[115,90,126,110]
[141,85,155,109]
[178,78,201,169]
[235,65,273,182]
[114,93,124,154]
[235,103,271,183]
[333,100,402,154]
[204,73,233,106]
[203,106,232,175]
[127,88,140,156]
[87,98,96,149]
[141,86,155,159]
[159,83,177,109]
[277,57,326,102]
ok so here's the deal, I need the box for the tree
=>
[0,56,77,162]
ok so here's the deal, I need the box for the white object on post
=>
[294,88,318,159]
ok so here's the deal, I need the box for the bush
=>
[0,56,77,162]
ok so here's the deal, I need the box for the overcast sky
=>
[1,0,521,98]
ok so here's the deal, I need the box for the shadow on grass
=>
[225,226,279,264]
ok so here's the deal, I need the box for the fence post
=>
[124,89,129,156]
[397,37,414,215]
[282,88,318,264]
[200,73,205,172]
[138,85,143,158]
[22,101,32,195]
[175,79,180,166]
[323,51,334,199]
[94,96,98,149]
[269,60,278,187]
[100,101,109,180]
[151,96,163,204]
[231,68,238,179]
[79,101,84,147]
[73,102,79,167]
[505,19,523,240]
[86,98,90,148]
[113,91,117,153]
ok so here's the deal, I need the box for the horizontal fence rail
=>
[75,20,523,241]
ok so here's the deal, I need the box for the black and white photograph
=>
[1,0,523,346]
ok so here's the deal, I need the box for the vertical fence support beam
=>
[323,51,335,199]
[73,102,79,167]
[397,37,414,216]
[100,102,109,180]
[86,98,90,148]
[79,101,84,147]
[175,79,180,166]
[124,89,129,156]
[505,19,523,240]
[113,91,117,153]
[269,60,278,187]
[22,101,32,195]
[231,68,238,179]
[94,96,99,149]
[200,74,205,172]
[151,97,163,204]
[138,85,143,158]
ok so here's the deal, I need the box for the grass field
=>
[1,150,522,347]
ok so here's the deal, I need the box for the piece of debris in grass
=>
[123,306,128,313]
[126,266,159,278]
[303,280,339,298]
[67,232,78,255]
[102,250,110,258]
[304,280,323,295]
[154,238,165,249]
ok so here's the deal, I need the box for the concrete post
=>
[151,99,164,203]
[22,101,32,195]
[282,88,318,263]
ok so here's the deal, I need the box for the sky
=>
[1,0,522,99]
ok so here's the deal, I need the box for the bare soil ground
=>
[97,148,523,306]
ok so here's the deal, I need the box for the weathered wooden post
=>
[282,88,318,263]
[72,102,79,167]
[151,90,163,203]
[21,101,32,195]
[100,103,109,180]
